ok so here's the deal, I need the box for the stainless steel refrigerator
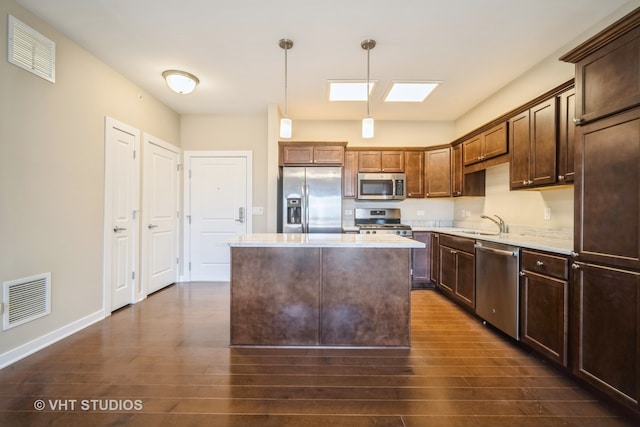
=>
[280,167,342,233]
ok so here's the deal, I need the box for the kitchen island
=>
[226,233,425,348]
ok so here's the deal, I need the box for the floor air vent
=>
[3,273,51,331]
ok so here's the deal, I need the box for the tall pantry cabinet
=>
[560,8,640,415]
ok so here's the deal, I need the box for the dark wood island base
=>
[228,236,419,348]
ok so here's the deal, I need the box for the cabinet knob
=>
[571,263,580,270]
[536,260,544,266]
[519,271,526,277]
[558,175,564,181]
[572,117,583,124]
[570,251,579,258]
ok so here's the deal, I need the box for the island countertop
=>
[226,233,426,248]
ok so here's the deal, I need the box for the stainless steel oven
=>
[354,208,412,237]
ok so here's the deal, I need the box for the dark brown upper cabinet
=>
[462,122,508,166]
[279,142,346,166]
[404,150,424,198]
[509,98,557,190]
[424,147,451,198]
[357,151,404,173]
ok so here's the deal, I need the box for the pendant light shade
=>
[162,70,199,94]
[279,38,294,139]
[361,39,376,139]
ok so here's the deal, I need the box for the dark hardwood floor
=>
[0,282,636,426]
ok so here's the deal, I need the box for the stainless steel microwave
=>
[357,173,406,200]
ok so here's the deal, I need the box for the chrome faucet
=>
[481,214,507,234]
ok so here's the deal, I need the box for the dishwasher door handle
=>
[474,244,518,257]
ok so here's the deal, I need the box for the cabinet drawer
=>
[522,250,569,280]
[439,234,475,253]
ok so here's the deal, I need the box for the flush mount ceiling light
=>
[361,39,376,139]
[162,70,199,94]
[384,81,441,102]
[328,80,375,101]
[279,38,294,139]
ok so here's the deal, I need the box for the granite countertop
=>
[226,233,426,249]
[411,226,573,255]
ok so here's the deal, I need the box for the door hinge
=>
[133,150,136,159]
[189,169,192,179]
[176,257,179,265]
[187,215,191,224]
[132,271,135,280]
[177,163,182,172]
[188,262,191,271]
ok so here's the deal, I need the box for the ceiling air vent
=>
[7,14,55,83]
[2,273,51,331]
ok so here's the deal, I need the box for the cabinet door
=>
[462,135,482,166]
[451,145,463,196]
[380,151,404,172]
[282,146,314,165]
[575,108,640,270]
[509,111,530,189]
[482,122,508,160]
[411,232,432,283]
[405,151,424,198]
[575,25,640,123]
[430,234,440,284]
[572,262,640,406]
[342,151,358,198]
[358,151,381,172]
[438,245,456,294]
[455,251,475,309]
[530,98,557,186]
[313,146,344,165]
[521,271,568,366]
[425,148,451,197]
[558,88,576,183]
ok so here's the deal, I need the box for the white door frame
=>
[183,151,253,282]
[103,116,140,314]
[141,133,181,299]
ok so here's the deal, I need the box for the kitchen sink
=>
[460,230,501,236]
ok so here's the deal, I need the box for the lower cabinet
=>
[438,234,475,310]
[411,231,435,288]
[520,249,569,366]
[571,261,640,411]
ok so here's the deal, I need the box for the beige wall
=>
[0,0,180,357]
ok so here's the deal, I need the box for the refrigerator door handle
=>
[300,184,307,233]
[305,184,310,233]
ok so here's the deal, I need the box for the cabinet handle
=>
[519,271,526,277]
[572,117,583,124]
[570,251,579,258]
[536,260,544,266]
[571,263,580,270]
[558,175,565,181]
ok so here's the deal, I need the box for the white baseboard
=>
[0,309,105,369]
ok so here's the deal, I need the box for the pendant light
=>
[279,39,294,139]
[361,39,376,139]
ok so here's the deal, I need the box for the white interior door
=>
[186,152,251,281]
[143,135,179,295]
[104,117,139,312]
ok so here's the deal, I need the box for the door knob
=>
[113,226,127,233]
[148,224,158,229]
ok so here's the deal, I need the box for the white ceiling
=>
[15,0,639,121]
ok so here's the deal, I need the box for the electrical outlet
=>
[544,207,551,220]
[417,210,425,216]
[253,207,264,215]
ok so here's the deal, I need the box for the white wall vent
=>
[7,15,55,83]
[2,273,51,331]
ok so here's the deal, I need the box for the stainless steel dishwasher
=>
[474,240,520,340]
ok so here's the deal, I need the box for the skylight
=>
[328,80,375,101]
[384,81,440,102]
